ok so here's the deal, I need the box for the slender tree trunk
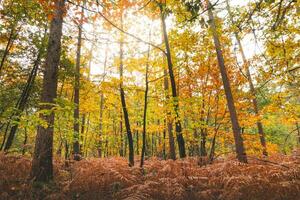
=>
[226,0,267,157]
[65,140,69,160]
[119,112,124,156]
[159,3,185,158]
[30,0,65,182]
[119,14,134,166]
[206,0,247,163]
[140,41,150,168]
[73,3,84,161]
[98,93,104,157]
[200,99,207,157]
[162,125,166,159]
[296,122,300,145]
[83,114,90,156]
[136,123,139,155]
[98,42,107,157]
[0,25,16,76]
[3,27,47,151]
[22,111,28,155]
[80,115,85,152]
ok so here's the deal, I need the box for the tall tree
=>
[158,1,186,158]
[3,29,47,151]
[226,0,268,156]
[119,13,134,166]
[206,0,247,163]
[73,3,84,161]
[140,36,151,168]
[98,42,108,157]
[0,25,17,77]
[30,0,65,182]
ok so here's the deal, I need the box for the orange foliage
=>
[1,153,300,200]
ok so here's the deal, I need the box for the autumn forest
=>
[0,0,299,199]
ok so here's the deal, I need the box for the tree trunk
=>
[226,0,267,157]
[119,112,124,156]
[98,93,104,157]
[206,0,247,163]
[119,14,134,166]
[200,99,207,157]
[73,3,84,161]
[136,123,139,155]
[22,112,28,155]
[30,0,65,182]
[140,41,150,168]
[98,42,107,157]
[159,3,185,158]
[164,68,176,160]
[162,126,166,159]
[3,38,44,151]
[0,25,16,76]
[296,122,300,145]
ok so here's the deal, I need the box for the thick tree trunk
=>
[119,15,134,166]
[226,0,267,157]
[30,0,65,182]
[207,1,247,163]
[159,4,186,158]
[73,3,84,161]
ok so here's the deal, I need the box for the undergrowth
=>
[0,153,299,200]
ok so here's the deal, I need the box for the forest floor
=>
[0,153,300,200]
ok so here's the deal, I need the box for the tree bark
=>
[159,3,186,158]
[226,0,267,157]
[206,0,247,163]
[30,0,65,182]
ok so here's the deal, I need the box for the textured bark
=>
[159,3,186,158]
[207,0,247,163]
[30,0,65,182]
[226,0,267,157]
